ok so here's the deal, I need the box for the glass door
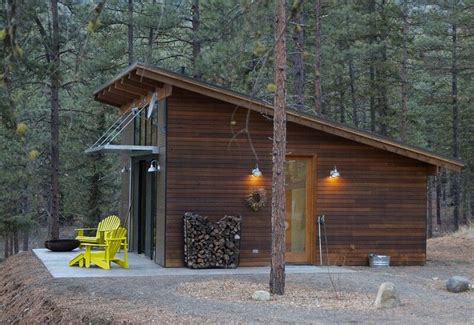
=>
[285,157,313,263]
[132,158,157,260]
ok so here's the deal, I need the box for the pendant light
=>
[330,166,340,178]
[148,160,160,173]
[251,163,262,177]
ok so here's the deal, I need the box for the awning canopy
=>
[85,144,159,155]
[85,101,159,156]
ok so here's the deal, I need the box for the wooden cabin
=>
[92,63,463,267]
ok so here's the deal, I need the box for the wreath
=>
[246,188,267,212]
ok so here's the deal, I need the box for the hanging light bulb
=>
[330,166,340,178]
[148,160,160,173]
[252,163,262,177]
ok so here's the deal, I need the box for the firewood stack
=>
[183,212,242,269]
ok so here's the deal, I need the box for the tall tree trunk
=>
[270,0,287,296]
[192,0,201,78]
[400,0,409,142]
[22,230,29,251]
[1,0,18,129]
[337,74,345,123]
[361,97,367,127]
[4,232,10,259]
[369,73,376,131]
[436,175,442,225]
[291,0,305,111]
[377,1,388,136]
[49,0,60,240]
[348,59,358,127]
[147,0,156,63]
[470,187,474,224]
[461,179,467,224]
[344,0,358,127]
[128,0,134,65]
[21,137,30,251]
[451,22,460,231]
[336,38,346,123]
[368,0,376,132]
[9,233,14,256]
[427,177,433,238]
[147,26,153,64]
[13,230,19,253]
[442,176,447,205]
[314,0,322,115]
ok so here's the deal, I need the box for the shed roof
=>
[94,63,463,172]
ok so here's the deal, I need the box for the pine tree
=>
[270,0,287,296]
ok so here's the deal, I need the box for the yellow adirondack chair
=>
[75,215,121,246]
[69,227,128,270]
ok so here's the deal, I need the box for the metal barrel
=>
[368,254,390,267]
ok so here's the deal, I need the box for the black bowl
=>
[44,239,80,252]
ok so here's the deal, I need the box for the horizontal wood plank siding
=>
[166,88,427,267]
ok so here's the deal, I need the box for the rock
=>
[374,282,401,309]
[446,276,470,293]
[432,277,439,281]
[251,290,270,301]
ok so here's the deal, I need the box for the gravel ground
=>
[177,279,374,310]
[1,234,473,324]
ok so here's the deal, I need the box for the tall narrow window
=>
[133,99,163,146]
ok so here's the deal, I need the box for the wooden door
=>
[285,157,313,263]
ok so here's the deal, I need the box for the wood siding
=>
[165,88,428,267]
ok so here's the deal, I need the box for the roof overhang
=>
[94,63,172,113]
[94,63,464,172]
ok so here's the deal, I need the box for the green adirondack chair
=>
[69,227,128,270]
[75,215,121,247]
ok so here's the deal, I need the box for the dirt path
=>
[1,234,472,324]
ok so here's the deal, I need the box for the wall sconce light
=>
[330,166,340,178]
[251,163,262,177]
[148,160,160,173]
[121,166,130,173]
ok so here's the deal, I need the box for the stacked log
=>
[183,212,241,269]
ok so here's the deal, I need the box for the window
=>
[133,100,160,146]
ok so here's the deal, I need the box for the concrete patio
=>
[33,248,355,278]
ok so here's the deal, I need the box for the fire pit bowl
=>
[44,239,80,252]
